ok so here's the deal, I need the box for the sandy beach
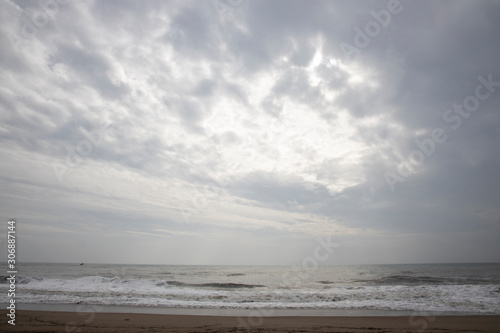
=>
[1,310,499,332]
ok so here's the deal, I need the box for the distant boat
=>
[80,263,84,266]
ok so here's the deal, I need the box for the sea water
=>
[1,262,499,314]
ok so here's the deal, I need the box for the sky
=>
[0,0,499,265]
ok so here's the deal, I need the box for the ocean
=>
[1,262,499,314]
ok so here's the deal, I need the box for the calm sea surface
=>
[1,262,499,314]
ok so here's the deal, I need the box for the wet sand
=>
[1,310,500,332]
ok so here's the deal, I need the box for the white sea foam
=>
[1,274,498,313]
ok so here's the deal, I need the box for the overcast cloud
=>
[0,0,499,265]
